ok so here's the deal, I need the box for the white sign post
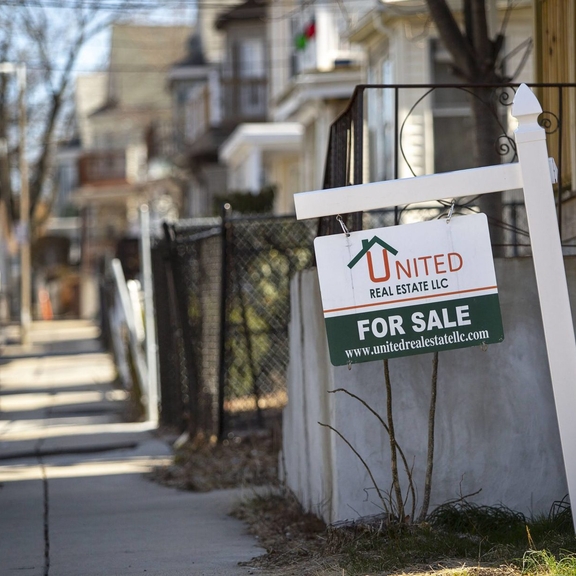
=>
[294,84,576,531]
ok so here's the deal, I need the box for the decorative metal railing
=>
[321,83,575,255]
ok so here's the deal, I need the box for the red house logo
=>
[348,237,398,283]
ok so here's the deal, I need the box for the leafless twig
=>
[318,421,389,515]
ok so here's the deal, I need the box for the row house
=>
[219,0,364,213]
[171,0,276,216]
[70,24,193,316]
[166,35,221,218]
[169,0,270,216]
[173,0,364,217]
[187,0,534,220]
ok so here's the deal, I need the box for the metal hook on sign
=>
[446,200,456,224]
[481,342,488,352]
[347,360,352,371]
[336,214,350,237]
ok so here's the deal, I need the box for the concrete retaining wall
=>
[282,259,572,524]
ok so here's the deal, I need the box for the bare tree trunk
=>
[470,85,505,255]
[426,0,514,254]
[384,359,405,521]
[418,351,439,523]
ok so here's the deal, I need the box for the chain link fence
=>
[150,203,533,440]
[152,213,316,439]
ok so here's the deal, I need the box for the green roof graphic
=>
[348,236,398,269]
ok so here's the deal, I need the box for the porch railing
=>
[78,150,127,187]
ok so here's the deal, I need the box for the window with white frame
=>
[232,37,266,116]
[237,38,265,78]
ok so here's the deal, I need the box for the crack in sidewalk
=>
[36,382,52,576]
[34,431,50,576]
[37,451,50,576]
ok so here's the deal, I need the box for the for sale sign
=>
[314,214,504,366]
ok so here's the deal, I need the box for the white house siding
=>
[395,32,430,177]
[284,259,570,524]
[224,143,257,192]
[365,32,394,182]
[302,120,318,193]
[500,7,534,83]
[270,153,301,214]
[296,99,353,193]
[75,73,107,149]
[269,0,351,103]
[197,0,237,64]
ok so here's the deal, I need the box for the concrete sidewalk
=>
[0,320,265,576]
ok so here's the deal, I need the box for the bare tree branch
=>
[0,0,138,232]
[418,351,439,523]
[0,16,15,219]
[329,387,417,520]
[318,421,390,515]
[22,1,132,225]
[468,0,491,67]
[384,359,405,521]
[425,0,476,78]
[425,0,513,250]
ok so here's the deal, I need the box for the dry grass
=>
[148,430,279,491]
[233,488,339,575]
[232,490,526,576]
[392,569,520,576]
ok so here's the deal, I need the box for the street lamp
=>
[0,63,30,346]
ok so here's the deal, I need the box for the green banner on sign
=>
[324,294,503,366]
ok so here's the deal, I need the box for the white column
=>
[247,147,262,193]
[140,205,159,424]
[513,84,576,531]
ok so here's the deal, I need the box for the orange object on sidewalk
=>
[39,288,53,320]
